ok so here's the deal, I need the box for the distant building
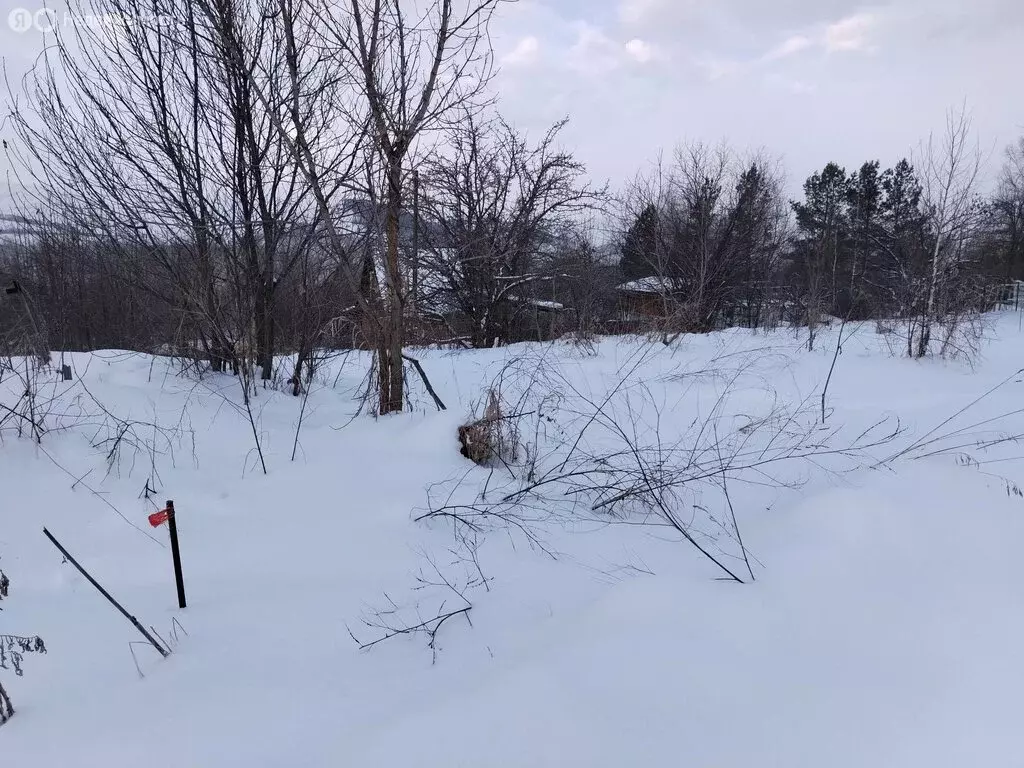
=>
[615,276,677,324]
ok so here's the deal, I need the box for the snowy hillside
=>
[2,317,1024,767]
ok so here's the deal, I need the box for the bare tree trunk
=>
[328,0,503,411]
[379,156,406,413]
[255,277,275,381]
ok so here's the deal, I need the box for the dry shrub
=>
[875,318,897,335]
[458,388,520,466]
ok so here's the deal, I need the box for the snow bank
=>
[1,317,1023,766]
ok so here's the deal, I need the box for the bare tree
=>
[318,0,507,412]
[913,104,985,357]
[546,225,619,343]
[417,114,604,347]
[0,275,50,442]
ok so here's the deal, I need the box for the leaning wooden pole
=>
[42,528,169,658]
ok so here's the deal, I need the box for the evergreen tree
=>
[846,161,883,317]
[731,164,781,327]
[791,163,852,316]
[876,159,927,315]
[620,203,660,281]
[991,139,1024,282]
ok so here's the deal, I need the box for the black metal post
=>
[42,527,168,657]
[165,500,187,609]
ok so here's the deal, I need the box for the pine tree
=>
[877,159,927,317]
[791,163,853,320]
[846,161,883,317]
[729,164,779,327]
[992,138,1024,282]
[620,204,660,281]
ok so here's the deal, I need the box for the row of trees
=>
[620,110,1023,357]
[793,109,990,356]
[2,0,1023,404]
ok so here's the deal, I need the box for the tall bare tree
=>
[913,104,985,357]
[319,0,506,412]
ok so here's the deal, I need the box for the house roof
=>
[527,299,564,311]
[616,276,675,294]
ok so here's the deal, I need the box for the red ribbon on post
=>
[146,502,187,609]
[165,501,187,609]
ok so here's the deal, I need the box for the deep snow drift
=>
[1,317,1023,767]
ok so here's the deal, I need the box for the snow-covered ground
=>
[2,316,1023,766]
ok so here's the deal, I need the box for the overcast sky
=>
[1,0,1022,211]
[490,0,1023,193]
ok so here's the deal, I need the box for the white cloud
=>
[825,12,877,53]
[764,34,813,61]
[624,38,658,64]
[567,23,622,74]
[759,13,879,62]
[503,36,541,67]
